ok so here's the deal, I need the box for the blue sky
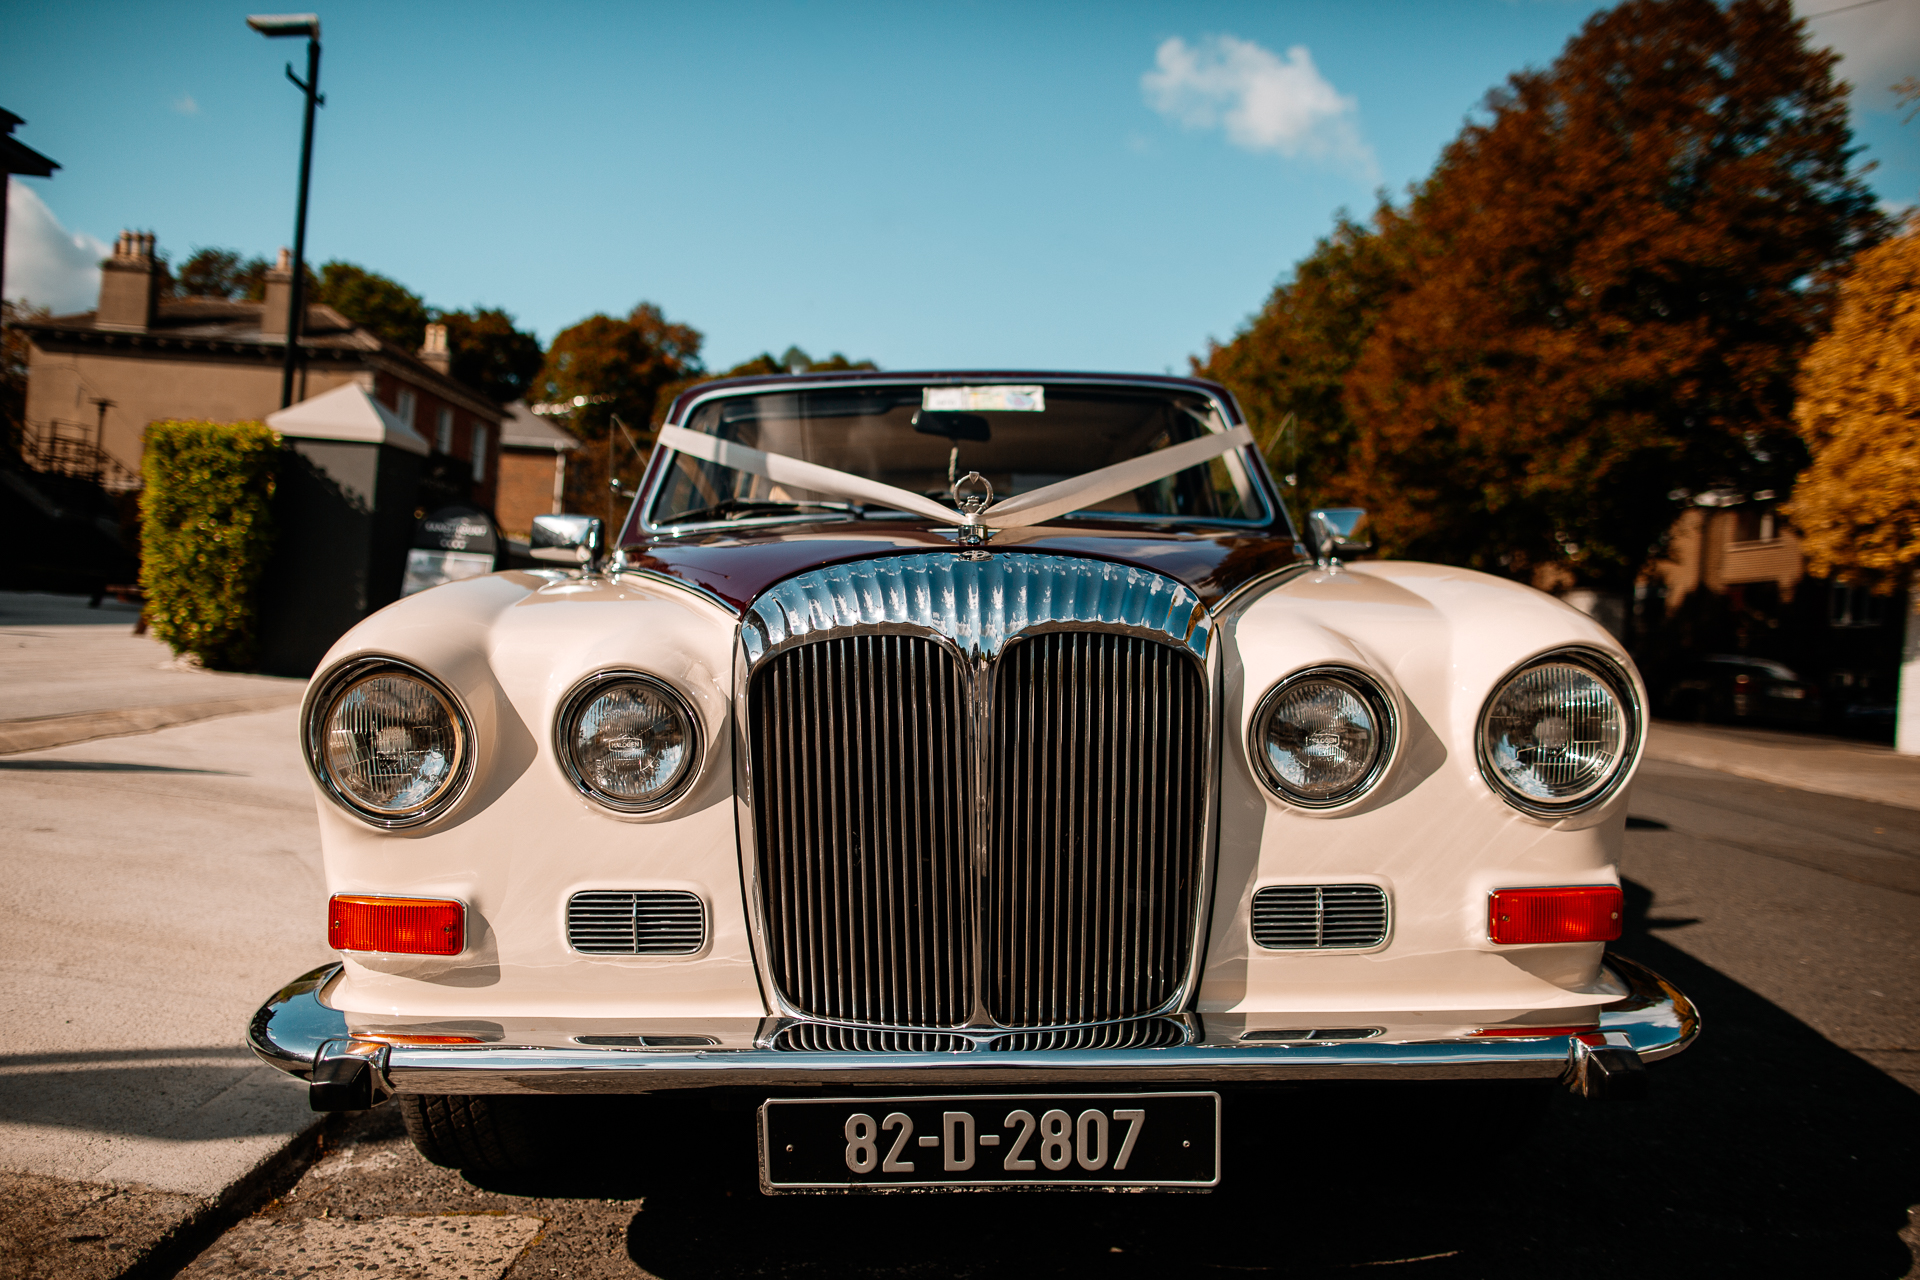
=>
[5,1,1915,374]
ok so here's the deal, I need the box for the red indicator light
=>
[329,895,464,956]
[1470,1025,1598,1039]
[1488,885,1622,945]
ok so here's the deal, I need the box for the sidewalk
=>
[0,592,305,755]
[1644,719,1920,813]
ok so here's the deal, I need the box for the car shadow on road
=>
[470,877,1920,1278]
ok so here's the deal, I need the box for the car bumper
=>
[249,953,1697,1109]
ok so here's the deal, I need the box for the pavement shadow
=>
[464,877,1920,1277]
[0,1050,306,1142]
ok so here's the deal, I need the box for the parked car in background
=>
[1662,654,1822,728]
[250,371,1696,1191]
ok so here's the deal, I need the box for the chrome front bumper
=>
[248,954,1697,1109]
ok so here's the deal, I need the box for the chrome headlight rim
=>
[303,655,476,830]
[1247,665,1399,810]
[553,669,703,814]
[1475,646,1643,819]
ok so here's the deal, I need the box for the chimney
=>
[96,230,163,332]
[261,248,294,337]
[418,322,451,375]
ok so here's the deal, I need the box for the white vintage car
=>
[250,372,1696,1190]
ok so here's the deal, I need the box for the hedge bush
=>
[139,419,279,669]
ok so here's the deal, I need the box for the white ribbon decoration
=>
[656,423,1255,531]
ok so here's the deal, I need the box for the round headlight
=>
[1249,668,1395,808]
[308,660,471,827]
[556,673,699,812]
[1478,652,1639,815]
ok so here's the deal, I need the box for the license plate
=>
[757,1092,1220,1192]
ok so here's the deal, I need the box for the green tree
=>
[311,261,429,350]
[439,307,544,405]
[176,248,271,301]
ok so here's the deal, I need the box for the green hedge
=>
[139,419,279,670]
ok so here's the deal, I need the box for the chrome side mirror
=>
[530,513,605,570]
[1308,508,1371,568]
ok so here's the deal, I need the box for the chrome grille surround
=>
[736,551,1218,1034]
[1250,884,1390,950]
[566,890,707,955]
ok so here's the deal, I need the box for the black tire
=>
[397,1093,549,1173]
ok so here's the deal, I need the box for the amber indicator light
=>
[1487,885,1622,945]
[329,895,464,956]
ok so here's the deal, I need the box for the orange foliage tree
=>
[1204,0,1882,590]
[1785,219,1920,589]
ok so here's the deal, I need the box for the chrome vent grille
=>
[1251,884,1389,950]
[988,633,1205,1026]
[748,628,1208,1030]
[566,890,706,955]
[750,635,972,1027]
[773,1025,973,1054]
[989,1018,1190,1052]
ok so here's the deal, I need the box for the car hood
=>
[624,522,1306,614]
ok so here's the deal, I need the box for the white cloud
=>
[1142,34,1376,178]
[1793,0,1920,114]
[173,94,199,115]
[4,182,109,314]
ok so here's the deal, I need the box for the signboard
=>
[401,505,500,596]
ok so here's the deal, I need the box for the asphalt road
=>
[173,759,1920,1280]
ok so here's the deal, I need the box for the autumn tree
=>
[1784,219,1920,588]
[535,303,705,518]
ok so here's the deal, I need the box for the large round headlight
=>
[1478,651,1639,815]
[308,660,471,827]
[1249,668,1395,808]
[556,673,699,812]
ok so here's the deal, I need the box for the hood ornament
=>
[951,471,994,547]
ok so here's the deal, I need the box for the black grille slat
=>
[751,636,972,1026]
[1251,885,1389,950]
[989,634,1206,1028]
[566,891,705,954]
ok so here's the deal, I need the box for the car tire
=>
[397,1093,547,1173]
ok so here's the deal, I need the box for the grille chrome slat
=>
[566,891,706,955]
[1251,884,1390,950]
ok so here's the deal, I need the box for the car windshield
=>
[647,383,1268,528]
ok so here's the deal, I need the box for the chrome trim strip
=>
[1474,645,1646,819]
[246,953,1699,1092]
[552,669,703,814]
[301,656,477,830]
[731,551,1218,1033]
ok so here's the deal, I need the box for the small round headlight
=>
[309,661,470,827]
[1478,652,1638,815]
[557,673,699,812]
[1249,668,1395,807]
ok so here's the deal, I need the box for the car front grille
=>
[566,890,706,954]
[987,1018,1191,1052]
[771,1025,973,1054]
[1250,884,1390,950]
[749,629,1207,1030]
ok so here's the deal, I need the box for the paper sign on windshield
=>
[922,386,1046,412]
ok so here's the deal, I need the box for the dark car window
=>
[649,384,1267,528]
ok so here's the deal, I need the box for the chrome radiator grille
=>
[988,633,1205,1026]
[748,626,1208,1030]
[749,635,973,1027]
[567,891,706,954]
[1250,884,1390,950]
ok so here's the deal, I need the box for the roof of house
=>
[500,400,580,452]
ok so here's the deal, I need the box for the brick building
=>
[494,400,578,539]
[17,232,503,506]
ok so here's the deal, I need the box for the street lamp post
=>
[247,14,323,409]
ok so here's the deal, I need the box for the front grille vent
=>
[567,890,705,955]
[988,1019,1190,1052]
[1251,884,1389,950]
[772,1025,973,1054]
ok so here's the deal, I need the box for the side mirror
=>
[530,513,605,568]
[1307,508,1371,566]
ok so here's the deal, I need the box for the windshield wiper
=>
[662,499,863,526]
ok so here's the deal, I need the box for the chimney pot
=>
[418,322,452,374]
[97,228,162,331]
[261,248,296,338]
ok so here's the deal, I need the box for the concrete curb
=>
[0,694,305,756]
[1644,720,1920,813]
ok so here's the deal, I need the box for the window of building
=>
[397,388,417,430]
[471,424,488,482]
[1830,582,1887,628]
[1733,503,1777,543]
[436,407,453,454]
